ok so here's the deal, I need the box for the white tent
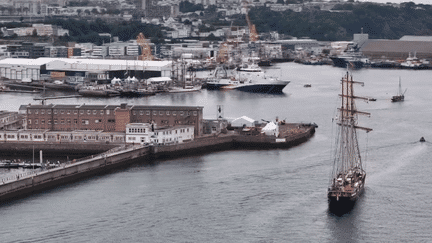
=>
[231,116,255,128]
[262,122,279,137]
[111,77,121,84]
[147,77,172,83]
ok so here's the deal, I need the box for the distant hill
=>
[248,2,432,41]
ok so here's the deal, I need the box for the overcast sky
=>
[358,0,429,4]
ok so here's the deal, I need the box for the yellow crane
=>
[136,33,154,61]
[242,0,259,42]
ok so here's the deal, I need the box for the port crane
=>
[242,0,259,42]
[136,33,154,61]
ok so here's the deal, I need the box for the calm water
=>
[1,63,432,242]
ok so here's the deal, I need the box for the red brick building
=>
[25,103,204,136]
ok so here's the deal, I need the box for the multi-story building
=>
[125,123,194,145]
[92,46,108,57]
[108,45,125,56]
[44,46,68,58]
[0,111,24,130]
[126,45,140,56]
[4,24,69,37]
[24,104,204,136]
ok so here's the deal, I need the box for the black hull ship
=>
[328,71,372,214]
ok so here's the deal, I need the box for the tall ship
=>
[328,71,372,212]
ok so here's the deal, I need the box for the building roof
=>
[399,35,432,42]
[0,58,54,67]
[23,104,203,111]
[361,40,432,54]
[0,57,172,72]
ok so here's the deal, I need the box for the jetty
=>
[0,123,315,202]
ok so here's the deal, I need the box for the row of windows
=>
[28,109,113,115]
[154,128,190,136]
[28,119,115,125]
[1,133,125,142]
[132,110,198,116]
[128,128,147,133]
[0,134,42,139]
[28,109,199,116]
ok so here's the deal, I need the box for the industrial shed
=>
[0,58,172,81]
[0,58,50,81]
[361,38,432,60]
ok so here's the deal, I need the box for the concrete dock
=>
[0,124,315,203]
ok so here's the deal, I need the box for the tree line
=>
[2,2,432,43]
[248,2,432,41]
[44,18,165,45]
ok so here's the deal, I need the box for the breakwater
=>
[0,124,315,202]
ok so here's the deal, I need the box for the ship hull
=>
[205,83,229,90]
[234,82,289,93]
[330,57,364,69]
[119,90,155,97]
[78,89,120,97]
[327,196,357,214]
[327,180,365,214]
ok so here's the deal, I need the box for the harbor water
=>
[1,63,431,242]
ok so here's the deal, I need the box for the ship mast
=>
[332,71,372,178]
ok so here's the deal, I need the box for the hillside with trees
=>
[44,18,165,45]
[248,2,432,41]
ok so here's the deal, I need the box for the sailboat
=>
[391,77,406,102]
[328,71,372,212]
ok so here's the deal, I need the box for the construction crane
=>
[136,33,154,61]
[242,0,259,42]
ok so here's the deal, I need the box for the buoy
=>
[420,137,425,142]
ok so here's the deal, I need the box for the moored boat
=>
[119,89,156,97]
[78,85,120,97]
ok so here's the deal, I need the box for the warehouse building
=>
[358,35,432,60]
[0,58,172,82]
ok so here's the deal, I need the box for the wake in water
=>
[367,141,428,185]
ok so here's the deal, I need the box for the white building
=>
[125,123,195,145]
[151,125,195,145]
[92,46,108,57]
[108,46,125,56]
[126,123,152,144]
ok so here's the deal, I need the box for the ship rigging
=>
[328,71,372,213]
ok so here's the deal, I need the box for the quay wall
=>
[0,146,150,202]
[0,142,119,156]
[0,125,315,203]
[233,126,315,149]
[151,134,236,158]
